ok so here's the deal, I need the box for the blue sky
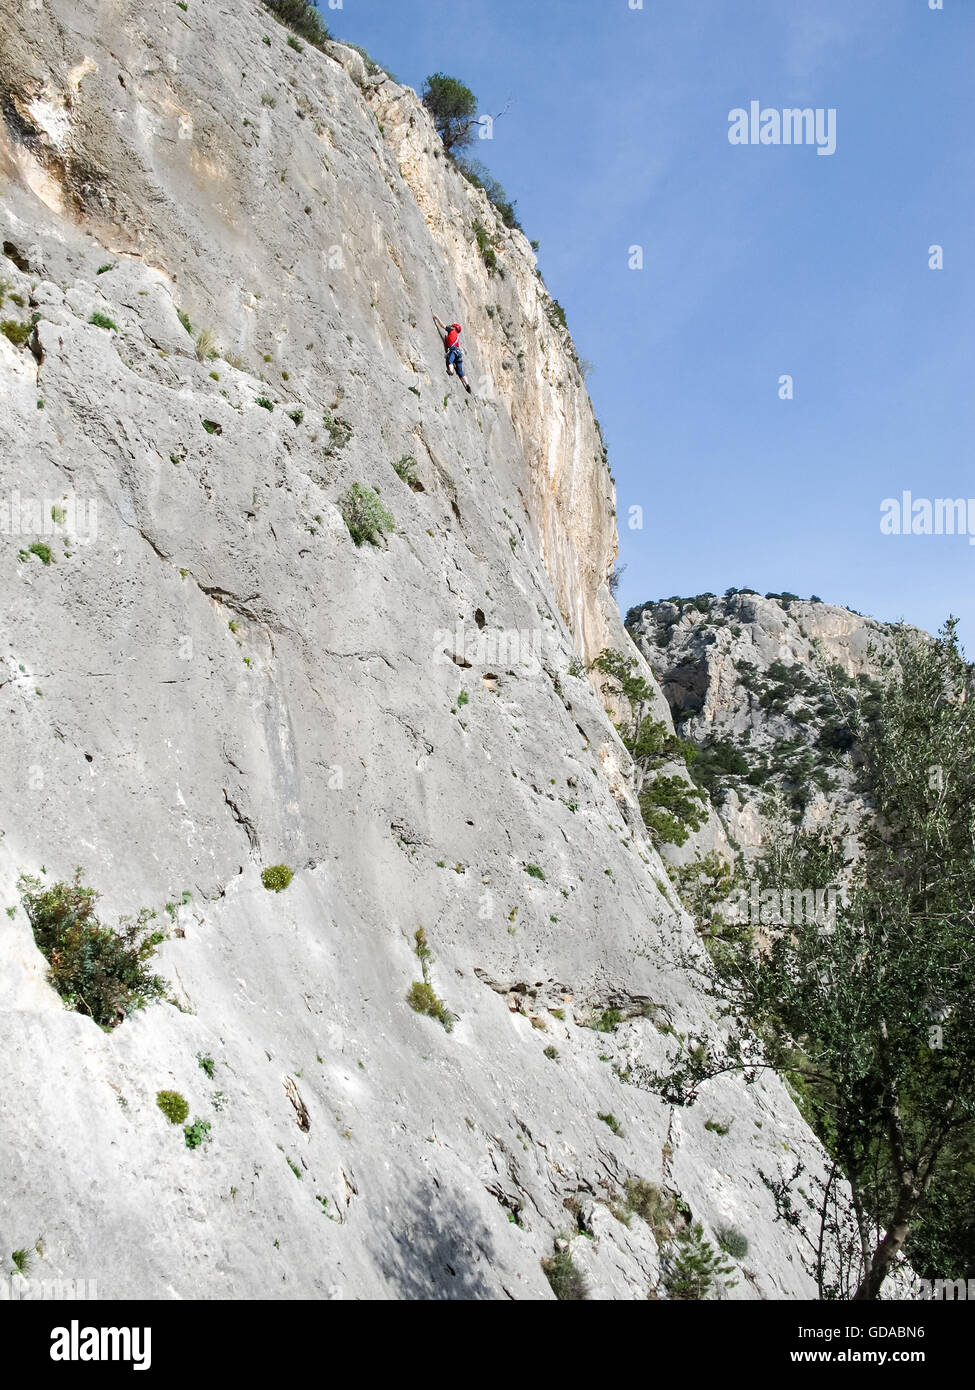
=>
[330,0,974,646]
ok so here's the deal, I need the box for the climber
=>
[433,313,473,394]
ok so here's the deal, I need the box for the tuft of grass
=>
[1,319,32,347]
[26,541,54,565]
[256,396,274,411]
[457,690,469,707]
[286,1156,302,1179]
[195,327,215,361]
[261,93,277,108]
[197,1053,215,1080]
[524,864,545,881]
[591,1007,623,1033]
[541,1243,588,1300]
[544,1044,559,1060]
[10,1248,33,1278]
[705,1119,730,1136]
[96,263,115,275]
[261,864,293,893]
[177,308,193,335]
[286,33,304,51]
[288,408,304,425]
[89,311,118,331]
[156,1090,189,1125]
[598,1111,622,1136]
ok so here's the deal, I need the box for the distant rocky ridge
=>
[626,591,904,856]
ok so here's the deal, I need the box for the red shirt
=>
[445,325,461,349]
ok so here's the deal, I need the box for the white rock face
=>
[0,2,848,1299]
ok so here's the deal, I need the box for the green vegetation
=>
[540,1242,588,1300]
[590,1007,623,1033]
[406,926,455,1031]
[392,455,421,489]
[524,864,545,881]
[18,871,166,1029]
[421,73,479,153]
[322,411,351,451]
[256,396,274,411]
[457,158,521,230]
[183,1117,211,1150]
[339,482,394,547]
[10,1248,33,1277]
[156,1090,189,1125]
[261,864,293,893]
[717,1226,749,1260]
[25,541,54,565]
[664,1223,735,1300]
[643,620,975,1299]
[598,1111,622,1136]
[1,319,31,347]
[89,311,117,331]
[96,263,114,275]
[197,1053,215,1080]
[261,0,330,50]
[472,221,498,275]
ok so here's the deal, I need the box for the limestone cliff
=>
[1,1,852,1300]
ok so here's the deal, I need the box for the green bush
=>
[472,222,499,275]
[261,864,293,892]
[458,159,521,230]
[261,0,330,49]
[541,1244,588,1300]
[664,1223,735,1300]
[156,1090,189,1125]
[26,541,54,565]
[18,871,166,1029]
[717,1226,749,1260]
[406,980,454,1031]
[183,1117,211,1149]
[89,312,118,331]
[422,73,478,153]
[406,926,455,1031]
[1,319,31,347]
[339,483,394,547]
[524,864,545,881]
[392,455,421,489]
[639,775,707,846]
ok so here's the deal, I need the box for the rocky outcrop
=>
[0,2,861,1299]
[627,591,902,855]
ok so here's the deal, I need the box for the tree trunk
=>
[852,1189,916,1300]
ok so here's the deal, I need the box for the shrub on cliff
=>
[18,871,166,1029]
[262,0,330,50]
[339,483,394,547]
